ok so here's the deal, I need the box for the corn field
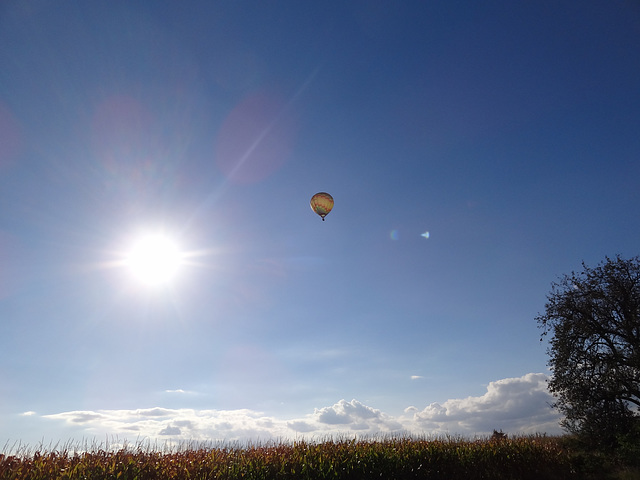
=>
[0,435,597,479]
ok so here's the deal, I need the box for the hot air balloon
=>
[310,192,334,221]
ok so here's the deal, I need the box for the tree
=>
[536,255,640,447]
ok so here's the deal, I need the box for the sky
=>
[1,1,639,448]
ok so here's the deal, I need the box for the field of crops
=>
[0,435,617,479]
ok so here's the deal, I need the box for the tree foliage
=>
[536,255,640,447]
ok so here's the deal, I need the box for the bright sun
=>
[124,233,184,287]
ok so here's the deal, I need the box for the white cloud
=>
[287,420,315,433]
[41,373,563,444]
[405,373,562,435]
[165,389,198,395]
[313,399,402,432]
[308,399,404,435]
[159,425,182,436]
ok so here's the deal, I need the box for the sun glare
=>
[124,233,184,287]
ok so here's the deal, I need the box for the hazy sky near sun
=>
[1,1,639,446]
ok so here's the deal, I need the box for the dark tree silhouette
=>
[536,255,640,447]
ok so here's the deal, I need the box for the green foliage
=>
[536,255,640,447]
[0,436,586,480]
[615,419,640,469]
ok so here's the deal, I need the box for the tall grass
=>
[0,434,599,479]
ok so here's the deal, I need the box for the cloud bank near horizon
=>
[35,373,562,445]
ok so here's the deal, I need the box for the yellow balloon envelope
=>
[310,192,334,221]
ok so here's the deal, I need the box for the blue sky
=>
[1,1,639,446]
